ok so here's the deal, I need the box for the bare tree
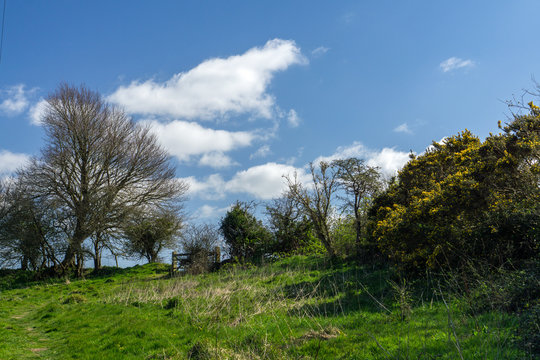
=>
[331,158,383,257]
[0,177,64,270]
[27,84,187,276]
[285,162,339,257]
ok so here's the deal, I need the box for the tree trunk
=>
[76,251,84,278]
[63,222,86,275]
[93,255,101,270]
[355,218,362,259]
[93,236,102,270]
[21,256,28,271]
[62,242,77,268]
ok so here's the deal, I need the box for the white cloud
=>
[315,142,410,176]
[28,98,48,125]
[182,174,227,200]
[312,46,329,57]
[425,137,449,152]
[183,141,411,202]
[250,145,271,160]
[0,150,30,176]
[0,85,30,115]
[182,162,309,200]
[194,204,230,219]
[439,57,474,73]
[109,39,307,120]
[365,148,411,176]
[287,109,301,127]
[394,122,412,134]
[145,119,255,163]
[315,142,370,164]
[184,142,410,202]
[225,162,306,200]
[198,152,237,168]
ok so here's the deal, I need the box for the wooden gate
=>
[170,247,221,274]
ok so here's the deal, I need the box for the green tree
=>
[332,158,383,258]
[220,202,272,262]
[285,162,339,257]
[265,195,313,254]
[122,208,182,263]
[330,215,357,258]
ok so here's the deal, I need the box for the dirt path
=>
[1,306,54,359]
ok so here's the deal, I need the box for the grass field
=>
[0,256,529,359]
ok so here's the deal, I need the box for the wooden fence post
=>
[171,251,177,274]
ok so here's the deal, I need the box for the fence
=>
[170,247,221,274]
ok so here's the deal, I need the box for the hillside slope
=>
[0,256,526,359]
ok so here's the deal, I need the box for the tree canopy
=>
[0,84,187,275]
[220,202,272,262]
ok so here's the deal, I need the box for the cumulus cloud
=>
[365,148,411,176]
[0,85,30,115]
[183,142,410,201]
[182,162,309,200]
[198,152,237,168]
[315,142,410,176]
[109,39,307,120]
[183,141,412,202]
[225,163,307,199]
[182,174,227,200]
[145,119,255,164]
[394,122,412,134]
[439,57,474,73]
[287,109,301,127]
[0,150,30,176]
[28,98,48,125]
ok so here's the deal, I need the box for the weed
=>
[389,279,413,321]
[63,293,87,304]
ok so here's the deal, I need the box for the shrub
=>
[180,224,220,274]
[517,303,540,356]
[369,103,540,273]
[220,202,272,263]
[464,258,540,314]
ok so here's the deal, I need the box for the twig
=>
[366,332,391,360]
[359,282,391,314]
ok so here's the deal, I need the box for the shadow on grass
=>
[88,263,170,280]
[283,266,394,317]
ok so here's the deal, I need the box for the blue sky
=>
[2,1,540,223]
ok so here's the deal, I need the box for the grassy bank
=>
[0,256,529,359]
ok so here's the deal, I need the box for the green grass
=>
[0,256,529,359]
